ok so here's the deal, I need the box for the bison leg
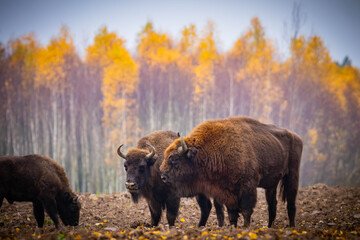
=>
[42,198,60,229]
[227,207,239,227]
[265,187,277,227]
[33,200,45,228]
[240,189,257,227]
[282,164,300,227]
[285,188,297,227]
[214,199,224,227]
[196,194,212,227]
[148,201,162,226]
[284,133,302,227]
[165,196,180,226]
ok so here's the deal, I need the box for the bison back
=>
[137,130,178,161]
[0,155,70,202]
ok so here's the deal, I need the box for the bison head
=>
[57,191,81,226]
[160,135,198,194]
[117,143,158,203]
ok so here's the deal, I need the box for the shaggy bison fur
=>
[160,117,303,227]
[117,130,224,227]
[0,155,81,229]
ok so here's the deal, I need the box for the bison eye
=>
[139,165,145,173]
[170,156,179,166]
[124,164,128,171]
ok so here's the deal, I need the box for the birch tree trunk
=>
[229,71,234,117]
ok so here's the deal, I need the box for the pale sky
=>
[1,0,359,67]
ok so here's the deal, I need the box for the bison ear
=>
[146,154,158,166]
[64,192,73,203]
[186,147,197,160]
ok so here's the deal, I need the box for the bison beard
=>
[117,130,225,227]
[0,155,81,229]
[160,117,303,228]
[130,192,140,203]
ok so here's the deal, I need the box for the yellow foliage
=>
[151,47,180,67]
[229,17,279,86]
[102,46,138,128]
[327,63,360,111]
[35,25,75,89]
[137,22,184,74]
[86,26,124,68]
[192,21,219,102]
[7,33,40,94]
[85,26,139,161]
[92,232,102,237]
[138,27,172,61]
[105,232,115,240]
[308,129,318,145]
[249,232,258,239]
[179,24,197,54]
[289,34,360,114]
[229,38,246,59]
[177,25,197,74]
[74,234,82,239]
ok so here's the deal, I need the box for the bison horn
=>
[117,144,127,159]
[145,143,156,159]
[179,135,188,154]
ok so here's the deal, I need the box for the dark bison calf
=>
[160,117,303,227]
[0,155,81,229]
[117,130,224,227]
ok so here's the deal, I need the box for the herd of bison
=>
[1,117,360,239]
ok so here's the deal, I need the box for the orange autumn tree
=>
[36,26,76,90]
[137,22,181,131]
[85,27,124,191]
[284,35,360,186]
[333,64,360,184]
[35,26,75,161]
[177,24,199,131]
[226,37,246,116]
[86,27,138,192]
[86,26,135,149]
[193,21,220,122]
[102,42,139,156]
[235,18,280,121]
[35,26,81,187]
[4,34,40,155]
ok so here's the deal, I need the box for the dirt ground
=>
[1,183,360,239]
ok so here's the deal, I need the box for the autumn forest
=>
[0,18,359,193]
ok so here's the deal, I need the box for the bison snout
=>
[125,181,138,191]
[160,174,169,183]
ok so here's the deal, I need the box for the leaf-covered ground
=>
[1,184,360,239]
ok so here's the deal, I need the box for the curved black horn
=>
[145,143,156,159]
[117,144,127,159]
[180,135,188,154]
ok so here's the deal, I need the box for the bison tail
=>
[279,175,288,203]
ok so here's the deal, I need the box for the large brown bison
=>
[160,117,303,227]
[0,155,81,229]
[117,130,224,227]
